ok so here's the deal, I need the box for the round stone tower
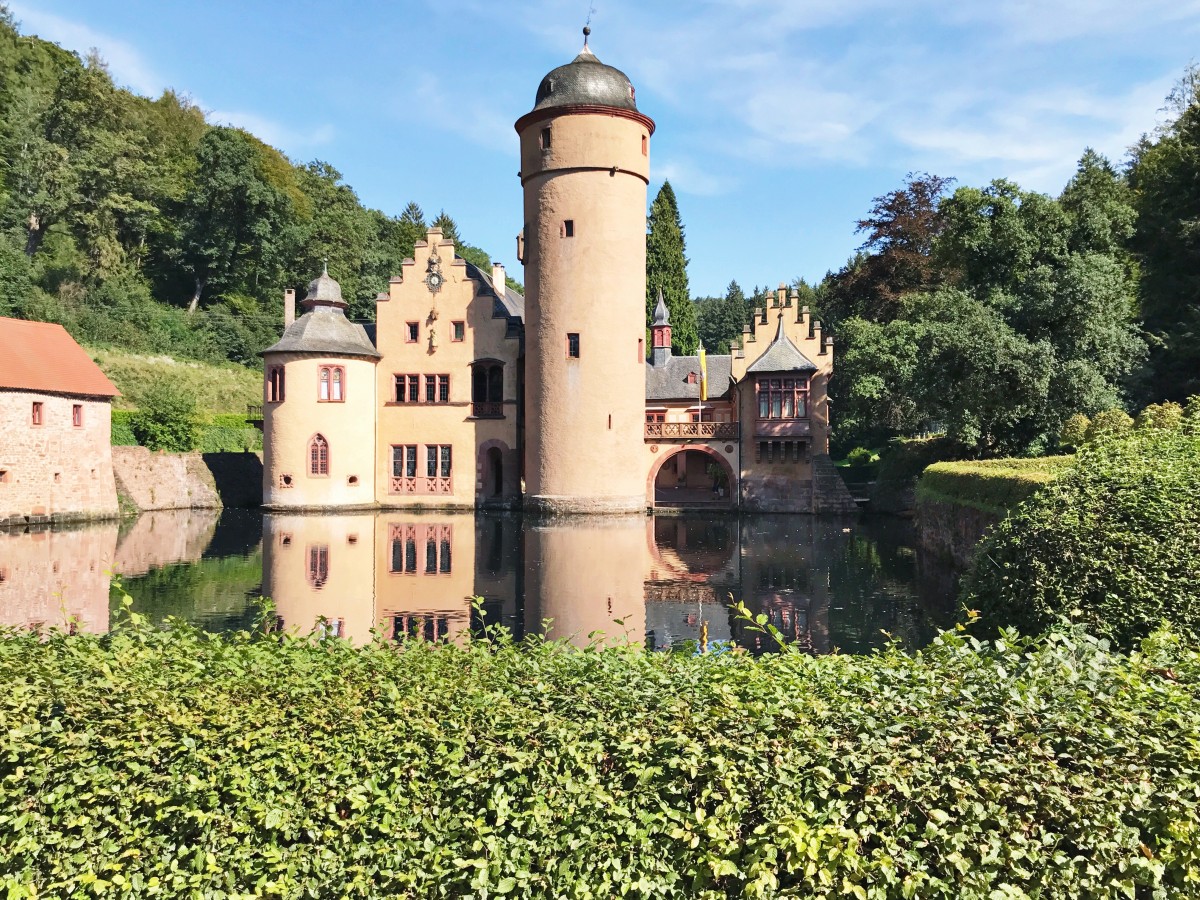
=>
[261,266,380,510]
[515,29,654,515]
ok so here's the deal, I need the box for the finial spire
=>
[322,258,329,277]
[582,24,590,47]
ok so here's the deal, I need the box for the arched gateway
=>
[647,446,736,508]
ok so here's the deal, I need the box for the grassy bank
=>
[916,456,1072,515]
[90,348,262,415]
[1,614,1197,898]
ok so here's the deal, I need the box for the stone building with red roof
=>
[0,317,121,525]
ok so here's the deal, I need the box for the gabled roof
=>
[261,306,381,359]
[646,354,733,402]
[745,316,818,374]
[462,261,525,328]
[0,317,120,397]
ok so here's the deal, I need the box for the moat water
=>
[0,509,958,653]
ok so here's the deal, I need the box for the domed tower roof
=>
[532,29,638,114]
[301,262,345,310]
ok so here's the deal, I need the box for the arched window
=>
[309,434,329,476]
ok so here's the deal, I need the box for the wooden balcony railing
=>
[470,401,505,419]
[645,422,740,441]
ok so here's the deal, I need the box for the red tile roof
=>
[0,317,120,397]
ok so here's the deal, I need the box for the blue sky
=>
[11,0,1199,297]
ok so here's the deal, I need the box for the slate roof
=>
[0,317,120,397]
[462,261,525,330]
[261,307,381,359]
[652,288,669,326]
[646,354,733,402]
[745,318,818,374]
[532,42,638,114]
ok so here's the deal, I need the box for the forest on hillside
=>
[0,8,510,367]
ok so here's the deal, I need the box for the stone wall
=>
[0,390,118,525]
[914,497,1002,570]
[112,446,220,511]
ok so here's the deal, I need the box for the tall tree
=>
[1128,65,1200,401]
[696,279,748,353]
[822,173,954,328]
[646,180,697,354]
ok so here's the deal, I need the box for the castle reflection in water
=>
[0,510,955,654]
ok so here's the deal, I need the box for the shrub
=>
[1136,400,1184,431]
[1057,412,1089,449]
[1083,407,1132,442]
[916,456,1072,514]
[130,382,199,452]
[961,426,1200,647]
[0,615,1197,898]
[1185,395,1200,421]
[110,409,138,446]
[845,446,877,467]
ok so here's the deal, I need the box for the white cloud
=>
[407,73,516,155]
[655,158,735,196]
[9,1,163,95]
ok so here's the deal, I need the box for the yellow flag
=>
[698,342,708,402]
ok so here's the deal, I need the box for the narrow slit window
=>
[641,134,648,155]
[72,405,82,427]
[268,366,285,402]
[31,402,42,426]
[567,333,580,358]
[562,219,574,238]
[406,322,419,343]
[452,321,464,342]
[540,127,552,149]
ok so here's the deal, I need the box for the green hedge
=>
[110,409,138,446]
[962,427,1200,647]
[916,456,1073,514]
[2,614,1198,898]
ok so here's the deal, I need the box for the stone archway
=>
[646,446,735,508]
[476,439,511,505]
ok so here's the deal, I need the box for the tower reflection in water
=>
[1,510,949,653]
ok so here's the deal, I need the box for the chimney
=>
[284,289,296,327]
[492,262,506,295]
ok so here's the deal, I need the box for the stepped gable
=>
[645,354,733,402]
[745,316,818,374]
[0,316,119,397]
[261,266,380,359]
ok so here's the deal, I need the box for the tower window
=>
[309,434,329,476]
[267,366,285,402]
[452,321,464,342]
[318,366,345,402]
[567,333,580,358]
[540,127,551,149]
[641,134,648,155]
[406,322,419,342]
[562,220,574,238]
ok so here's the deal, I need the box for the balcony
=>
[645,422,740,441]
[470,402,505,419]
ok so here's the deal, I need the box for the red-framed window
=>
[309,434,329,476]
[267,366,285,402]
[756,377,810,419]
[391,444,418,478]
[452,321,465,342]
[31,402,43,426]
[426,444,451,478]
[646,412,664,423]
[318,366,345,402]
[406,322,419,342]
[72,405,83,427]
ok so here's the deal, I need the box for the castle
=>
[260,33,856,515]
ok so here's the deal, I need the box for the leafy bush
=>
[845,446,878,467]
[917,456,1072,514]
[1,614,1198,898]
[1135,401,1184,431]
[198,424,262,453]
[110,409,138,446]
[1186,395,1200,421]
[130,382,199,452]
[1057,412,1089,449]
[92,348,262,415]
[961,426,1200,647]
[1083,407,1132,442]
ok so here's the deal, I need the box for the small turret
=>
[650,287,672,366]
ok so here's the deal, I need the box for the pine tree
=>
[646,181,698,354]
